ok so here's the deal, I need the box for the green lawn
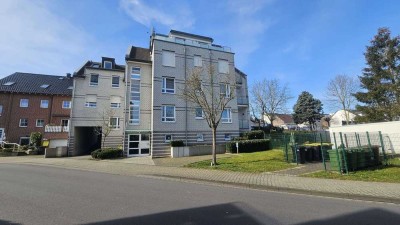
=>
[185,150,296,173]
[303,158,400,183]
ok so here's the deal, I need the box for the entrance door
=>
[128,134,150,156]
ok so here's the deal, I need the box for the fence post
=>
[320,133,327,171]
[366,131,374,162]
[339,132,349,174]
[344,134,349,148]
[378,131,387,166]
[284,134,289,163]
[333,132,342,174]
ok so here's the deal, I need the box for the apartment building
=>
[69,58,125,156]
[0,72,72,147]
[67,30,250,157]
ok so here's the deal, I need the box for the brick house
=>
[0,72,72,147]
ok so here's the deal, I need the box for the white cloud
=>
[224,0,275,68]
[120,0,195,30]
[0,0,91,77]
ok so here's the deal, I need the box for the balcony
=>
[237,97,249,106]
[239,119,249,129]
[45,125,69,133]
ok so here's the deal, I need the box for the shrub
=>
[4,144,15,148]
[170,140,185,147]
[91,148,122,160]
[1,148,13,153]
[226,139,271,153]
[30,132,42,147]
[245,130,264,140]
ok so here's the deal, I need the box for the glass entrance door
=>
[128,133,150,156]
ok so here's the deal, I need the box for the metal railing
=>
[239,119,249,129]
[237,97,249,105]
[154,35,232,52]
[0,141,21,151]
[45,125,69,133]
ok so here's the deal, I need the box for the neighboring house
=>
[264,114,297,130]
[330,110,359,127]
[0,72,72,147]
[68,58,125,156]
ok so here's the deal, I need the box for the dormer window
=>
[104,61,112,69]
[40,84,50,89]
[3,82,15,86]
[67,86,73,90]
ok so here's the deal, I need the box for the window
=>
[0,105,2,116]
[40,84,50,89]
[85,95,97,108]
[194,55,202,67]
[90,74,99,86]
[36,119,44,127]
[175,37,185,43]
[165,134,172,143]
[197,133,204,142]
[195,108,204,119]
[162,105,175,122]
[110,96,121,108]
[162,51,175,67]
[109,117,120,129]
[62,101,71,109]
[130,68,141,125]
[19,137,30,145]
[40,100,49,108]
[61,119,69,127]
[218,59,229,74]
[67,86,73,90]
[162,77,175,94]
[220,84,231,97]
[112,76,120,88]
[104,61,112,69]
[224,133,231,141]
[221,109,232,123]
[20,99,29,108]
[19,118,28,127]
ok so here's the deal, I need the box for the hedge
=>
[244,130,264,140]
[170,140,185,147]
[91,148,122,160]
[226,139,271,153]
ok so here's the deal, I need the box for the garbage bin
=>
[304,147,313,162]
[296,147,306,164]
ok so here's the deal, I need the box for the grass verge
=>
[302,158,400,183]
[185,149,296,173]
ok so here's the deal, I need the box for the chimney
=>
[66,73,71,78]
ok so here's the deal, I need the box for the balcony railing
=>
[237,97,249,105]
[239,119,249,129]
[45,125,69,133]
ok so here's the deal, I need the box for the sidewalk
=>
[1,155,400,204]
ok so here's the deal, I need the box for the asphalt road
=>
[1,164,400,225]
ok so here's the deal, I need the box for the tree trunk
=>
[211,127,217,166]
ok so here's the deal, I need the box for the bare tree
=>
[251,79,291,127]
[179,66,235,166]
[326,74,359,125]
[94,108,117,149]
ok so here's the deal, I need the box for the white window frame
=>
[0,105,3,116]
[162,77,175,94]
[220,84,231,98]
[194,55,202,67]
[110,103,121,108]
[165,134,172,143]
[19,118,28,127]
[20,99,29,108]
[62,101,71,109]
[218,59,229,74]
[19,137,30,145]
[36,119,44,127]
[90,74,99,86]
[85,102,97,108]
[40,100,49,108]
[224,133,231,141]
[195,107,204,119]
[162,51,175,67]
[109,117,120,129]
[104,61,112,69]
[111,75,120,88]
[221,109,232,123]
[130,68,141,125]
[162,105,176,122]
[196,133,204,142]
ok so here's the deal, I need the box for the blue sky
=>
[1,0,400,113]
